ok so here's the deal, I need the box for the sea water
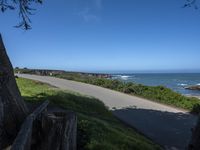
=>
[112,73,200,97]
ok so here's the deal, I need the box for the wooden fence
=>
[11,101,77,150]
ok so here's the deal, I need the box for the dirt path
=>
[17,74,198,150]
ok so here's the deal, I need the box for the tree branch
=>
[0,0,42,30]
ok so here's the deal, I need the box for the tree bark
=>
[0,34,28,148]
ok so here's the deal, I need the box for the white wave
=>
[196,83,200,85]
[121,75,130,80]
[112,75,132,80]
[178,83,187,86]
[121,75,129,78]
[113,75,122,77]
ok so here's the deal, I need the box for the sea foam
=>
[120,75,130,80]
[178,83,188,86]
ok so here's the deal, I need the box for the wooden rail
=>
[11,101,77,150]
[62,113,77,150]
[11,101,49,150]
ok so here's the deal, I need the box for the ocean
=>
[111,73,200,97]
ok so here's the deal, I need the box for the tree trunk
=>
[0,34,28,148]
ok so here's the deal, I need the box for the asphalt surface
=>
[17,74,198,150]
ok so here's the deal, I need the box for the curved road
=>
[17,74,197,150]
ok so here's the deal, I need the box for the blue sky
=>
[1,0,200,73]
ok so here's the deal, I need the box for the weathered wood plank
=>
[40,112,77,150]
[11,101,77,150]
[30,101,49,119]
[11,101,49,150]
[61,113,77,150]
[11,117,33,150]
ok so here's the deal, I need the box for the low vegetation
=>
[17,78,161,150]
[15,68,200,113]
[54,73,200,114]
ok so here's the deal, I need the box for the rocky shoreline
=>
[183,85,200,99]
[185,85,200,91]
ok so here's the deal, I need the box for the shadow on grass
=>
[22,92,117,150]
[113,107,198,150]
[22,92,162,150]
[23,91,200,149]
[22,91,113,121]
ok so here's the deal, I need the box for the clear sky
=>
[1,0,200,73]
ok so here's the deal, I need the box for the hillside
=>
[16,77,161,150]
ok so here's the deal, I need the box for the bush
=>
[191,104,200,114]
[16,69,200,114]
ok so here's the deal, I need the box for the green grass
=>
[15,69,200,113]
[16,78,161,150]
[53,73,200,114]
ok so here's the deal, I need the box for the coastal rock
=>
[185,85,200,91]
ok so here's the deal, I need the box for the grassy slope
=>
[14,69,200,113]
[16,78,161,150]
[54,73,200,113]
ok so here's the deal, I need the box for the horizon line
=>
[14,67,200,74]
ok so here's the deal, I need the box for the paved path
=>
[17,74,198,150]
